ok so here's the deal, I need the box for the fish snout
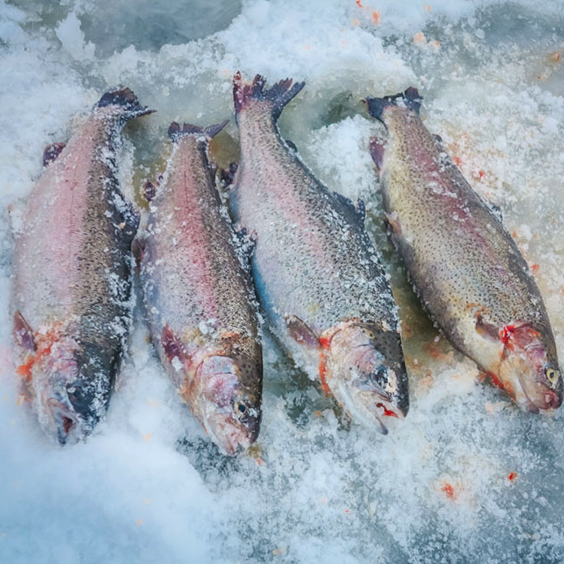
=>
[204,411,254,456]
[371,366,409,418]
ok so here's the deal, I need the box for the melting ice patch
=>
[1,0,564,562]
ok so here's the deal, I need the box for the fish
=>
[229,73,409,433]
[11,87,152,444]
[139,121,263,455]
[365,87,562,412]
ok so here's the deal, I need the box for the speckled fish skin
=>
[12,88,152,445]
[366,88,562,412]
[230,73,409,431]
[140,121,262,455]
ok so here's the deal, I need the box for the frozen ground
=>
[1,0,564,562]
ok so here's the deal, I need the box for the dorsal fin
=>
[365,87,422,121]
[332,191,365,226]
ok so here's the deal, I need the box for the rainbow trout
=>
[12,88,152,444]
[230,74,409,432]
[140,122,262,455]
[366,88,562,412]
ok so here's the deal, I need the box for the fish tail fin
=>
[233,72,305,120]
[365,87,422,121]
[168,120,229,142]
[96,87,155,120]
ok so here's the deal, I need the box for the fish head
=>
[497,324,562,412]
[324,322,409,433]
[196,353,262,455]
[28,337,110,445]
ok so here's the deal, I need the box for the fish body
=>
[230,74,409,431]
[140,121,262,455]
[12,88,151,444]
[366,88,562,412]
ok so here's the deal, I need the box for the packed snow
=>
[1,0,564,562]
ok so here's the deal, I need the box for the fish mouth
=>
[369,390,407,435]
[46,398,81,445]
[516,371,561,413]
[203,413,253,456]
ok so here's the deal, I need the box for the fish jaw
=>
[322,322,409,432]
[30,357,92,445]
[185,354,261,455]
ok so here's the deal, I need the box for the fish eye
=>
[545,368,560,386]
[234,401,248,417]
[371,366,389,386]
[67,385,88,410]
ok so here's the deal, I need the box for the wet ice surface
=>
[2,0,564,562]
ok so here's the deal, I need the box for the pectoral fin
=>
[285,315,320,349]
[475,312,500,342]
[14,311,35,351]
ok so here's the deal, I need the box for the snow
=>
[2,0,564,562]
